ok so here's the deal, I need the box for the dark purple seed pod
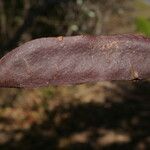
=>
[0,34,150,88]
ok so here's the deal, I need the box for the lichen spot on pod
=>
[57,36,64,42]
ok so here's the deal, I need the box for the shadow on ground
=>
[0,81,149,150]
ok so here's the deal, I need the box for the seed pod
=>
[0,34,150,88]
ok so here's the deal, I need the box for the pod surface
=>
[0,34,150,88]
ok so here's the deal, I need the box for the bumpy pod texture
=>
[0,34,150,88]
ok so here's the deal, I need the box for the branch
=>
[0,34,149,88]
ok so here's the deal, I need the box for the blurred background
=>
[0,0,150,150]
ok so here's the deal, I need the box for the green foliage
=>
[40,88,55,100]
[136,17,150,36]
